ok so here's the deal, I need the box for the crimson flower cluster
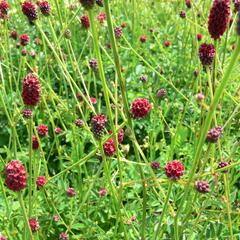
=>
[91,114,107,139]
[29,218,40,232]
[198,43,215,66]
[22,1,38,22]
[81,15,90,29]
[164,160,184,180]
[130,98,151,119]
[207,126,223,143]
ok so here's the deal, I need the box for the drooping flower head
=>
[208,0,230,40]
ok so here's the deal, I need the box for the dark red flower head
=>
[185,0,191,8]
[195,180,210,193]
[97,11,106,23]
[22,73,40,106]
[96,0,103,7]
[164,40,171,47]
[81,15,90,29]
[55,127,62,135]
[66,187,76,197]
[108,128,124,144]
[79,0,95,10]
[22,109,32,118]
[59,232,69,240]
[0,0,9,15]
[10,30,18,40]
[140,35,147,43]
[198,43,215,66]
[29,218,40,232]
[208,0,230,40]
[103,138,116,157]
[114,26,123,38]
[197,33,202,41]
[37,124,48,137]
[99,187,107,197]
[91,114,107,139]
[20,34,29,46]
[130,98,151,119]
[151,161,160,170]
[32,135,39,150]
[5,160,27,192]
[36,176,46,188]
[207,126,223,143]
[39,1,51,16]
[22,1,38,22]
[164,160,184,180]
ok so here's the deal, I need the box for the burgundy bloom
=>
[0,235,7,240]
[36,176,46,188]
[218,160,229,172]
[81,15,90,29]
[198,43,215,66]
[234,0,240,12]
[98,187,107,197]
[66,187,76,197]
[140,35,147,43]
[97,11,106,23]
[32,135,39,150]
[103,138,116,157]
[22,1,38,22]
[195,180,210,193]
[90,97,97,104]
[89,58,98,71]
[37,124,48,137]
[114,26,123,38]
[139,75,147,82]
[75,119,84,128]
[131,98,151,119]
[10,30,18,40]
[208,0,230,40]
[39,1,50,16]
[55,127,62,135]
[59,232,69,240]
[197,33,202,41]
[20,34,29,46]
[0,0,9,15]
[207,126,223,143]
[164,40,171,47]
[21,49,27,56]
[185,0,191,8]
[164,160,184,180]
[91,114,107,139]
[22,109,32,118]
[79,0,95,10]
[151,161,160,170]
[29,218,39,232]
[109,128,124,144]
[157,88,167,99]
[5,160,27,192]
[179,10,186,18]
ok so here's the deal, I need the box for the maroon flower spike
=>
[22,1,38,22]
[59,232,69,240]
[91,114,107,139]
[80,15,90,29]
[66,187,76,197]
[90,97,97,104]
[114,26,123,38]
[22,109,32,119]
[185,0,191,8]
[157,88,167,99]
[32,135,39,150]
[29,218,40,232]
[198,43,215,66]
[37,124,48,137]
[5,160,27,192]
[207,126,223,143]
[22,73,40,106]
[164,160,184,180]
[99,187,107,197]
[19,34,29,46]
[164,40,171,47]
[151,161,160,170]
[55,127,62,135]
[103,138,116,157]
[36,176,46,188]
[79,0,95,10]
[208,0,230,40]
[0,0,9,15]
[140,35,147,43]
[10,30,18,40]
[131,98,151,119]
[39,1,51,16]
[195,180,210,193]
[97,11,106,23]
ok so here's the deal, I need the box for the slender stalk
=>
[28,117,33,217]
